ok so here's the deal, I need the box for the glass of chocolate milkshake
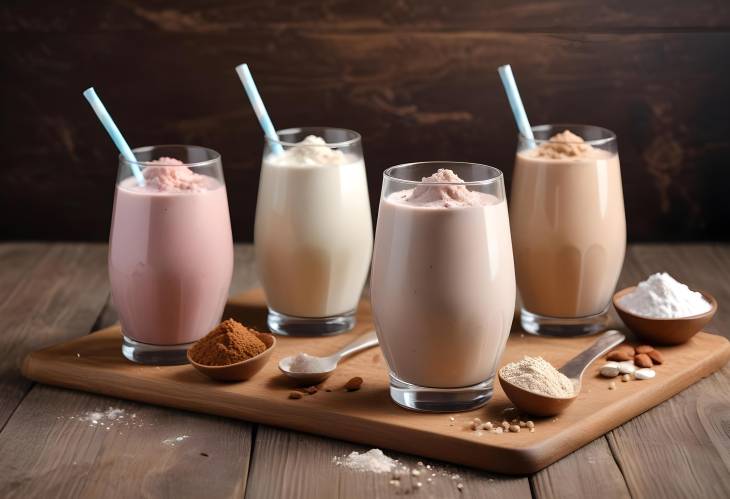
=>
[371,162,516,412]
[510,125,626,336]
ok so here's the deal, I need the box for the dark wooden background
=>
[2,1,729,242]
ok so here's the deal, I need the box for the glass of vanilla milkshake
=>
[255,127,373,336]
[510,125,626,336]
[371,162,516,412]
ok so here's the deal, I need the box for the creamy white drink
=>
[255,130,372,335]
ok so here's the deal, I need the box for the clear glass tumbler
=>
[510,124,626,336]
[109,145,234,364]
[254,127,373,336]
[371,162,516,412]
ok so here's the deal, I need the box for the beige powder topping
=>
[534,130,592,159]
[500,356,575,398]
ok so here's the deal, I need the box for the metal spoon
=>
[498,329,626,417]
[278,330,379,385]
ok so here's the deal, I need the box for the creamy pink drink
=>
[510,126,626,336]
[371,163,515,412]
[109,147,233,364]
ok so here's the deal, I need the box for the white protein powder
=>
[288,353,330,373]
[619,272,711,318]
[333,449,397,473]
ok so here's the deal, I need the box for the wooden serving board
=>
[22,289,730,474]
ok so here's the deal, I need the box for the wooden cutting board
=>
[22,289,730,474]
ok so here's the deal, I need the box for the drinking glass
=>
[254,127,373,336]
[510,124,626,336]
[110,145,234,364]
[371,162,516,412]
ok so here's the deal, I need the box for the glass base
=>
[520,306,610,337]
[267,308,356,337]
[389,373,493,413]
[122,335,193,365]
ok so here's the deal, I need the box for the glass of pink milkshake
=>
[371,163,516,412]
[110,145,234,364]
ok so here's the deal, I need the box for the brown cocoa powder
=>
[189,319,267,366]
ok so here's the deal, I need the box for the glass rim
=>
[120,145,221,168]
[520,124,617,146]
[383,162,504,186]
[265,127,362,148]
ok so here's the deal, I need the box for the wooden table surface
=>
[0,243,728,498]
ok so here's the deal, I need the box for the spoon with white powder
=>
[499,329,625,416]
[278,331,379,384]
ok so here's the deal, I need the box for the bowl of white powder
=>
[613,273,717,344]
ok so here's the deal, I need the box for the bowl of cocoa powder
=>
[187,318,276,381]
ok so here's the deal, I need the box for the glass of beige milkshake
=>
[255,127,373,336]
[371,162,516,412]
[510,125,626,336]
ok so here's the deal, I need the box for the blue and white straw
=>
[235,64,284,154]
[497,64,534,140]
[83,87,145,185]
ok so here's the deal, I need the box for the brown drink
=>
[510,126,626,336]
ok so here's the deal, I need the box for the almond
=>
[344,376,363,391]
[646,349,664,365]
[615,344,636,357]
[634,353,653,368]
[607,350,632,361]
[636,345,654,354]
[288,391,303,399]
[304,386,318,395]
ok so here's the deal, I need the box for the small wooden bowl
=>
[498,372,578,417]
[613,287,717,345]
[187,332,276,381]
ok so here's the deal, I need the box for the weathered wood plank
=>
[245,426,532,499]
[0,243,109,428]
[2,0,730,33]
[1,30,729,242]
[605,244,730,499]
[531,439,630,499]
[0,244,259,499]
[0,386,253,499]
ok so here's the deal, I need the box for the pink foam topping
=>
[401,169,482,207]
[141,157,210,192]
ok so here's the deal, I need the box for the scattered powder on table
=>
[287,353,330,373]
[500,356,574,398]
[619,272,711,318]
[188,319,267,366]
[333,450,467,491]
[333,449,396,473]
[61,407,147,430]
[162,435,190,447]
